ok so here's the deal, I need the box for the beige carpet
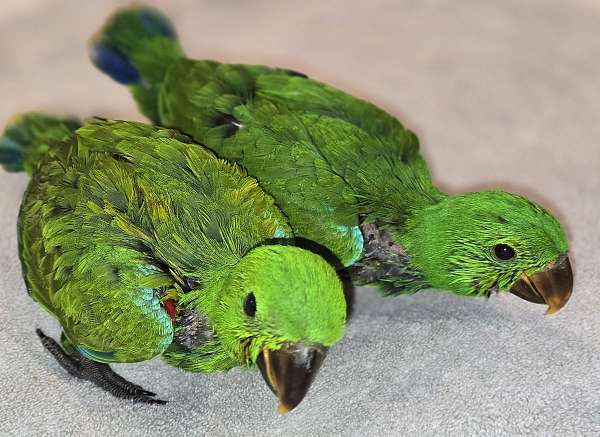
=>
[0,1,598,436]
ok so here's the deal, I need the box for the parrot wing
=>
[160,60,405,265]
[19,149,176,363]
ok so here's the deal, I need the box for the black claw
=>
[36,329,165,405]
[130,388,156,397]
[99,367,156,397]
[135,396,168,405]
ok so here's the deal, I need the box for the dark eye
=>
[494,244,515,261]
[244,293,256,317]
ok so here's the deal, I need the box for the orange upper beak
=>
[510,255,573,315]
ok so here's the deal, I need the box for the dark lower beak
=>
[510,255,573,315]
[256,343,327,414]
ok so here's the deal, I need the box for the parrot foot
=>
[36,329,166,405]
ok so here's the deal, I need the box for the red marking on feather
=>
[163,299,177,321]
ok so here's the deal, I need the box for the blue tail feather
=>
[91,7,178,86]
[91,7,183,121]
[0,133,25,172]
[1,113,81,173]
[91,42,141,85]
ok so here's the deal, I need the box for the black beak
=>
[510,255,573,315]
[256,343,328,414]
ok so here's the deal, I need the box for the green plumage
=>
[11,114,345,373]
[0,113,80,173]
[91,7,183,122]
[92,7,571,304]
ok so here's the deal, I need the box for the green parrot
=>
[0,113,347,413]
[90,6,573,314]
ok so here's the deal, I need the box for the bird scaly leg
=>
[36,329,166,405]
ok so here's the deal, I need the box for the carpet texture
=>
[0,1,598,436]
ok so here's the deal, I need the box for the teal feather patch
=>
[335,225,364,266]
[0,135,24,171]
[75,346,116,363]
[0,113,80,173]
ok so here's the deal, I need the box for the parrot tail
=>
[91,6,184,122]
[0,113,80,174]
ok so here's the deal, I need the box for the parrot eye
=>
[494,244,515,261]
[244,292,256,317]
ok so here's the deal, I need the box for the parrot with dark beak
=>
[0,114,347,412]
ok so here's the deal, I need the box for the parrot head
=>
[213,245,346,414]
[402,191,573,314]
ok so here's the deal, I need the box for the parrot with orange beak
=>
[89,7,573,313]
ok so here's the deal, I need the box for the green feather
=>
[93,7,570,301]
[401,192,568,296]
[13,115,346,371]
[0,112,80,173]
[90,7,183,122]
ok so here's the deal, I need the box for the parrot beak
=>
[509,254,573,315]
[256,343,328,414]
